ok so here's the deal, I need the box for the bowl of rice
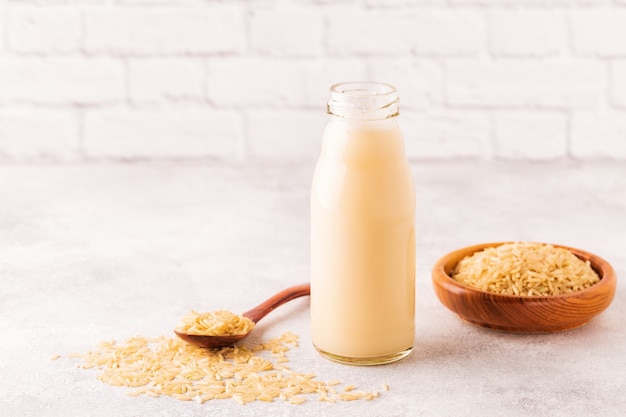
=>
[431,242,616,333]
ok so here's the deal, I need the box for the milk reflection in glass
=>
[311,82,416,365]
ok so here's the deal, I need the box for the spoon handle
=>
[242,283,310,324]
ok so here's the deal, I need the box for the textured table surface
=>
[1,161,625,417]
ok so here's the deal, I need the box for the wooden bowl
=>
[432,242,617,333]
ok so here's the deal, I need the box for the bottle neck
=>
[327,82,400,121]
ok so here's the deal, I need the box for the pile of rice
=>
[63,332,384,405]
[175,310,255,336]
[451,242,600,296]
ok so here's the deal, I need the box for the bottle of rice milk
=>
[311,82,416,365]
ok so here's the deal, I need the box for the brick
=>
[301,59,369,107]
[451,0,604,4]
[571,10,626,57]
[249,8,324,56]
[118,0,197,4]
[83,6,245,55]
[368,59,443,110]
[0,107,78,161]
[8,0,109,4]
[489,10,564,57]
[571,110,626,159]
[0,2,5,52]
[326,9,413,56]
[366,0,436,5]
[207,58,306,108]
[493,111,567,160]
[445,61,605,109]
[128,58,205,104]
[401,109,491,160]
[247,110,326,159]
[411,9,485,56]
[327,9,484,56]
[0,57,124,105]
[610,61,626,108]
[208,58,365,108]
[7,7,81,53]
[83,107,244,159]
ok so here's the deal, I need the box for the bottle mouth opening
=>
[327,82,400,120]
[331,82,396,96]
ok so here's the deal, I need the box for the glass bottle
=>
[310,82,416,365]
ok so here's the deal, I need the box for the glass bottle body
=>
[310,82,416,365]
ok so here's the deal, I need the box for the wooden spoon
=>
[174,283,310,348]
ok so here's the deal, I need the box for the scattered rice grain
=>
[290,396,306,405]
[67,332,381,405]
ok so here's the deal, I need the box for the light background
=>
[1,0,626,163]
[2,3,626,416]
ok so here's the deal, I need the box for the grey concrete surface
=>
[1,161,624,417]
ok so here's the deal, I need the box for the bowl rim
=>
[432,241,617,300]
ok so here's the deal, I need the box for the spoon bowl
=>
[175,283,310,348]
[173,331,248,349]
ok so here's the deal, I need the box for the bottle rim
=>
[327,82,400,120]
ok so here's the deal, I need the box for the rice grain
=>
[452,242,600,296]
[69,331,381,405]
[175,310,254,336]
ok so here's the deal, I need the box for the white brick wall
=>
[493,111,568,160]
[0,107,78,161]
[571,10,626,57]
[488,10,565,57]
[7,6,82,54]
[249,8,325,57]
[84,107,244,159]
[445,60,606,108]
[83,7,245,55]
[0,0,625,163]
[0,57,124,104]
[128,58,205,104]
